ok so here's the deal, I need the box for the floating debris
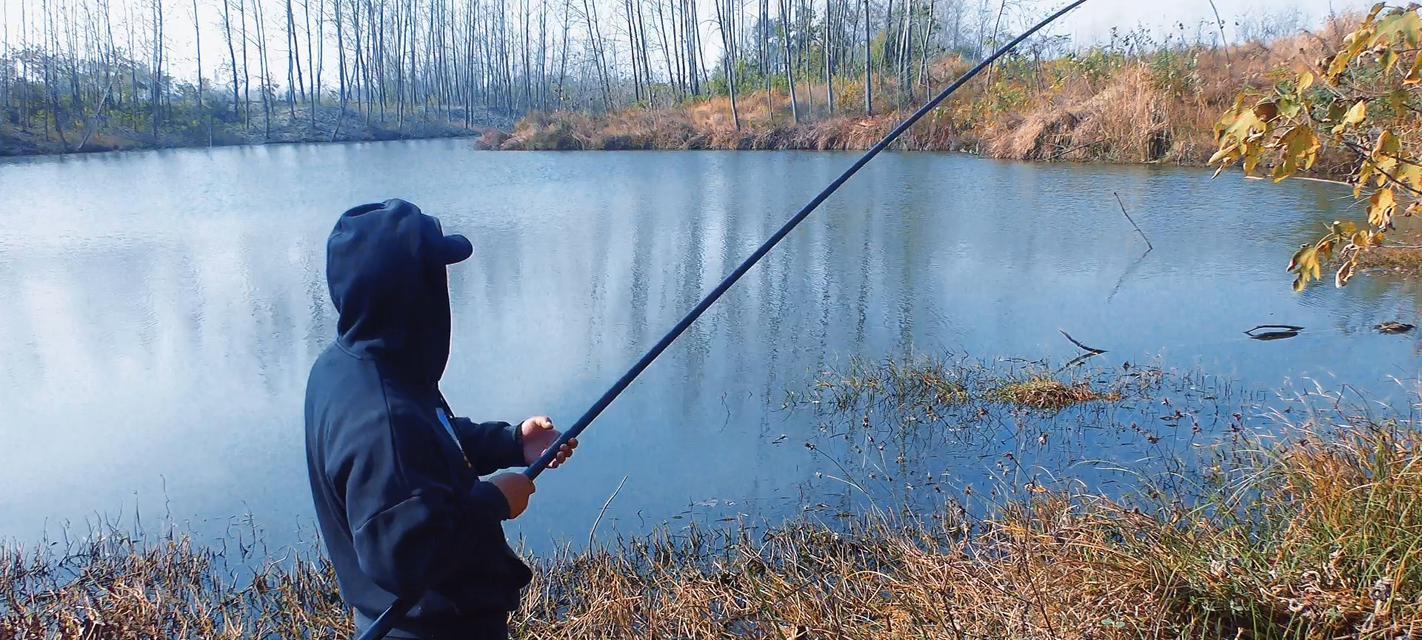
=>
[1376,321,1415,334]
[1245,324,1304,341]
[1060,329,1107,369]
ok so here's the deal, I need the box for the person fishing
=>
[304,198,576,640]
[349,7,1084,639]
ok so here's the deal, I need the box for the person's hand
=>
[488,472,535,519]
[520,416,578,469]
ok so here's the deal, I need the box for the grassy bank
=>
[4,358,1419,639]
[491,30,1351,174]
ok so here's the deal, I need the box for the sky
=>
[0,0,1386,82]
[1057,0,1373,43]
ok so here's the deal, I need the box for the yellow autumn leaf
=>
[1243,142,1266,174]
[1347,100,1369,125]
[1374,129,1400,156]
[1370,8,1422,48]
[1358,162,1376,198]
[1297,71,1314,93]
[1369,187,1397,227]
[1329,22,1378,79]
[1396,163,1422,192]
[1406,53,1422,84]
[1332,100,1368,134]
[1288,244,1316,274]
[1210,106,1268,170]
[1272,125,1321,182]
[1352,229,1384,248]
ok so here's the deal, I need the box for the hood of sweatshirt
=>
[325,198,473,385]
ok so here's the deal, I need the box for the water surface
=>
[1,141,1417,550]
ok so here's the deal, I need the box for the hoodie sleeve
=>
[334,400,511,599]
[451,417,526,474]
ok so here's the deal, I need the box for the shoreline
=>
[4,360,1419,638]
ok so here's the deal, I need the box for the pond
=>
[1,140,1417,552]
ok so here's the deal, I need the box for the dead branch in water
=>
[1059,330,1106,354]
[1113,192,1153,251]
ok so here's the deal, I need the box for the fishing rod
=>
[358,1,1085,636]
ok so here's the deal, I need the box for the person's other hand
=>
[489,472,534,519]
[520,416,578,469]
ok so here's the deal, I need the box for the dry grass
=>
[989,376,1119,410]
[0,529,350,639]
[8,421,1421,639]
[495,20,1367,175]
[6,359,1422,639]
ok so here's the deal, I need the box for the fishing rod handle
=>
[353,598,415,640]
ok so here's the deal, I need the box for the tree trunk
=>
[824,0,832,113]
[778,0,797,123]
[712,0,738,128]
[191,0,202,114]
[222,0,240,118]
[862,0,870,115]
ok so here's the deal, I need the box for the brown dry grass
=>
[8,420,1421,639]
[989,376,1119,410]
[6,358,1422,639]
[0,531,350,639]
[497,21,1365,175]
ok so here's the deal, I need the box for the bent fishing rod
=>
[358,1,1084,636]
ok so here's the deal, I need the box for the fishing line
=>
[358,1,1086,637]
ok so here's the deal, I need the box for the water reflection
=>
[0,142,1417,552]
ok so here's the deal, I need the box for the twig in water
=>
[1244,324,1305,334]
[588,475,628,549]
[1106,246,1152,303]
[1244,324,1304,341]
[1113,192,1153,251]
[1059,330,1106,355]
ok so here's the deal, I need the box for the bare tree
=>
[221,0,240,117]
[862,0,870,114]
[712,0,738,128]
[190,0,203,116]
[777,0,797,123]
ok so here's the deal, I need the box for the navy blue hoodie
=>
[305,199,533,638]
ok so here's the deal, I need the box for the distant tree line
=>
[0,0,1290,150]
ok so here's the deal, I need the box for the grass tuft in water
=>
[989,376,1120,411]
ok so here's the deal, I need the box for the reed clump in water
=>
[989,376,1120,411]
[810,355,972,415]
[798,355,1130,427]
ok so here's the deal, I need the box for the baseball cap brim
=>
[440,234,474,265]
